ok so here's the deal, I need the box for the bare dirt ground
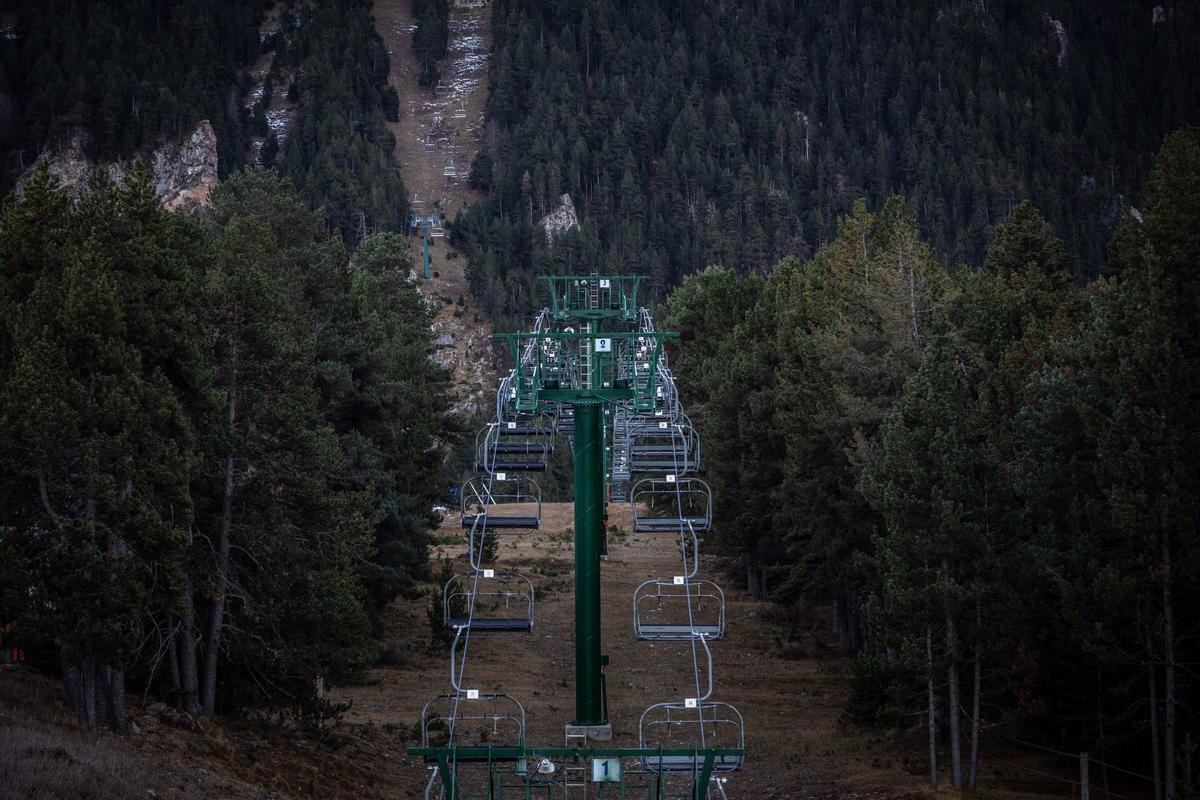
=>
[374,0,495,415]
[331,501,932,798]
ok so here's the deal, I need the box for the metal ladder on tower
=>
[579,321,591,391]
[563,728,588,796]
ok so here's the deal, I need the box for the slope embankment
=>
[374,0,494,415]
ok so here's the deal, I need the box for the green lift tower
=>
[411,276,744,798]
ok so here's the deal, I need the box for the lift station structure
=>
[411,275,744,798]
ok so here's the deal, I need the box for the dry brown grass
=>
[0,671,158,800]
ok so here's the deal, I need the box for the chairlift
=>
[639,700,745,773]
[631,477,712,533]
[476,423,550,473]
[626,419,700,475]
[443,570,535,632]
[420,692,526,756]
[452,100,468,119]
[633,578,725,641]
[459,475,542,532]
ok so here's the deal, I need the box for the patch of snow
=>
[1046,15,1068,67]
[540,194,579,246]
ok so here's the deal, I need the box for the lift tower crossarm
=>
[539,274,646,321]
[491,330,677,411]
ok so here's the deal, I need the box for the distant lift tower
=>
[408,209,443,280]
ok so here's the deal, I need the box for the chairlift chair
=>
[459,475,542,532]
[631,477,712,533]
[443,570,535,632]
[420,692,526,756]
[639,701,745,773]
[476,423,550,473]
[627,419,700,475]
[633,578,726,641]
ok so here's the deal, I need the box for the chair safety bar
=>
[633,578,726,641]
[631,477,712,533]
[638,701,745,773]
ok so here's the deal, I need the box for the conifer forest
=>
[0,1,1199,799]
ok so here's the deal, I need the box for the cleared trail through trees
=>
[332,501,921,798]
[374,0,493,414]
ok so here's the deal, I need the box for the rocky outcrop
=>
[151,121,219,210]
[540,193,579,246]
[18,120,219,213]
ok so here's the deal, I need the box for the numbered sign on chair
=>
[684,697,698,709]
[466,689,479,700]
[595,338,612,353]
[496,472,507,481]
[483,569,495,578]
[592,757,621,782]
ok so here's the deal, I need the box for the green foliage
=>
[453,0,1200,327]
[413,0,450,88]
[843,650,920,729]
[665,130,1200,771]
[0,166,447,726]
[0,0,268,183]
[276,0,407,244]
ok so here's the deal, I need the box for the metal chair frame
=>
[444,570,535,633]
[633,579,726,642]
[638,701,745,773]
[631,478,712,533]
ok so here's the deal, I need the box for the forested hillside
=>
[663,130,1200,792]
[0,0,410,244]
[0,166,449,729]
[453,0,1200,327]
[275,0,410,243]
[0,0,268,181]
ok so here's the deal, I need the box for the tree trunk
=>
[60,642,82,715]
[927,626,938,790]
[947,605,963,789]
[202,355,237,719]
[1162,526,1176,800]
[179,576,202,716]
[746,563,759,597]
[104,664,128,735]
[167,626,182,703]
[81,656,98,732]
[968,598,982,791]
[1150,636,1163,800]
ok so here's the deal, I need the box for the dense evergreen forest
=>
[662,130,1200,793]
[0,0,268,181]
[453,0,1200,328]
[0,0,409,244]
[0,166,449,728]
[413,0,451,87]
[275,0,410,243]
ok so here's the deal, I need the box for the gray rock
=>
[17,120,218,213]
[133,714,159,731]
